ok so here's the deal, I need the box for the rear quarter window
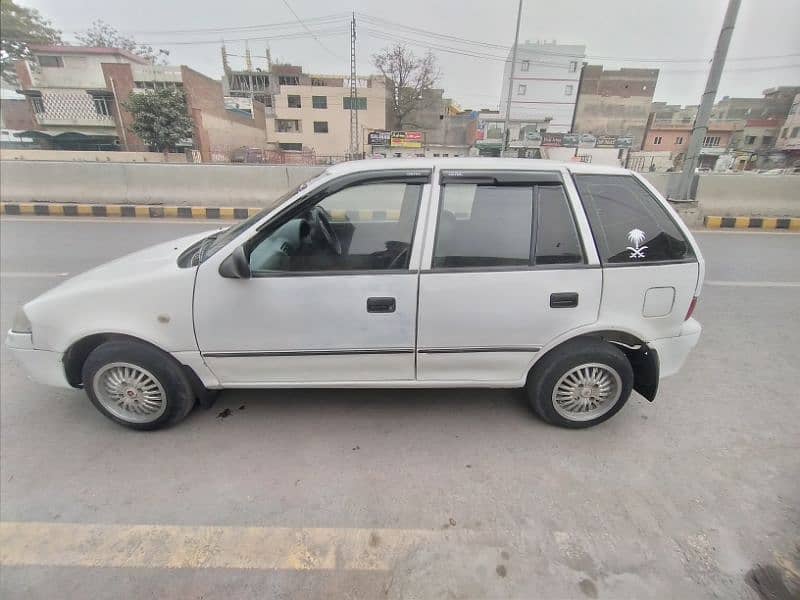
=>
[573,174,694,264]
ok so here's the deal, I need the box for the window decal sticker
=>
[626,229,648,259]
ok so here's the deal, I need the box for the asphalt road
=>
[1,218,799,600]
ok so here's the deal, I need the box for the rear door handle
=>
[550,292,579,308]
[367,297,396,313]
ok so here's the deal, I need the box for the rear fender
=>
[621,344,660,401]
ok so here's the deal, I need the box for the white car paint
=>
[6,158,704,397]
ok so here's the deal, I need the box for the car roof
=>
[323,157,631,177]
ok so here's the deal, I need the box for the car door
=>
[192,169,431,385]
[416,169,602,383]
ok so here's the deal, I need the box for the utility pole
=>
[502,0,523,154]
[672,0,741,200]
[349,12,360,159]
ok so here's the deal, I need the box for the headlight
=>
[11,308,32,334]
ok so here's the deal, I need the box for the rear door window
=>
[534,186,583,265]
[573,175,694,264]
[432,182,584,268]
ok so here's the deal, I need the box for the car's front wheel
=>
[82,340,195,430]
[526,339,633,428]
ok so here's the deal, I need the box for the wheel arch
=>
[62,333,215,406]
[530,329,660,401]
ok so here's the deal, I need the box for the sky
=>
[19,0,800,110]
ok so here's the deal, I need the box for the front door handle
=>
[367,297,396,313]
[550,292,579,308]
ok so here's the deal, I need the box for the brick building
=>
[14,45,266,160]
[572,65,659,148]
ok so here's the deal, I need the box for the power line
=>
[358,12,800,65]
[136,27,350,47]
[363,26,800,74]
[280,0,345,60]
[119,14,350,36]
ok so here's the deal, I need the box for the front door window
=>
[248,182,423,273]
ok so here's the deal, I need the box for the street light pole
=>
[672,0,741,200]
[502,0,523,155]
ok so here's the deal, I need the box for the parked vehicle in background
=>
[7,158,704,430]
[230,147,267,163]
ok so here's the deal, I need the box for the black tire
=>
[82,340,195,430]
[526,338,633,429]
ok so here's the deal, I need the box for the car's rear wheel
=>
[82,340,195,430]
[526,339,633,428]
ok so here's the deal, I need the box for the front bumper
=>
[5,330,71,388]
[648,318,702,379]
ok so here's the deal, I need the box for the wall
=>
[101,63,147,149]
[0,149,187,163]
[0,161,324,205]
[27,53,129,89]
[0,98,36,130]
[642,172,799,216]
[181,66,267,161]
[543,146,627,167]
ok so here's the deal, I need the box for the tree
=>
[76,20,168,64]
[373,44,439,129]
[123,88,193,154]
[0,0,61,85]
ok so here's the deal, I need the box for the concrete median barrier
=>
[1,161,798,224]
[0,160,326,207]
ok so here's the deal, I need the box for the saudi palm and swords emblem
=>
[626,229,648,259]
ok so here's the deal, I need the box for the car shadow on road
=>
[199,386,535,426]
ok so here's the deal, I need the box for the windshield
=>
[197,176,324,262]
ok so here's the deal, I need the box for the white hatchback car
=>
[7,159,704,430]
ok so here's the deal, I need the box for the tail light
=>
[685,296,698,321]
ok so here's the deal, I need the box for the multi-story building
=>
[649,102,699,124]
[775,93,800,165]
[572,65,659,148]
[641,119,742,169]
[14,45,267,159]
[711,96,765,120]
[222,57,387,157]
[499,41,586,133]
[761,86,800,120]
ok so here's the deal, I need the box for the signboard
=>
[368,131,391,146]
[561,133,580,148]
[390,131,423,148]
[595,134,633,148]
[224,96,253,117]
[541,133,563,147]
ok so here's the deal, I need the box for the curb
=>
[0,202,260,219]
[703,216,800,230]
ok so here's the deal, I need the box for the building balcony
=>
[35,113,116,128]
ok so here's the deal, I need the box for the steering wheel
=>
[311,206,342,255]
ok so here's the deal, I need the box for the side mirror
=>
[219,245,251,279]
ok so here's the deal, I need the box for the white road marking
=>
[0,521,474,571]
[705,280,800,288]
[0,272,69,278]
[692,229,799,235]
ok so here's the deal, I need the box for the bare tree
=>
[373,44,439,130]
[76,20,169,64]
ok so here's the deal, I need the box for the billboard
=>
[367,131,391,146]
[390,131,423,148]
[224,96,253,117]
